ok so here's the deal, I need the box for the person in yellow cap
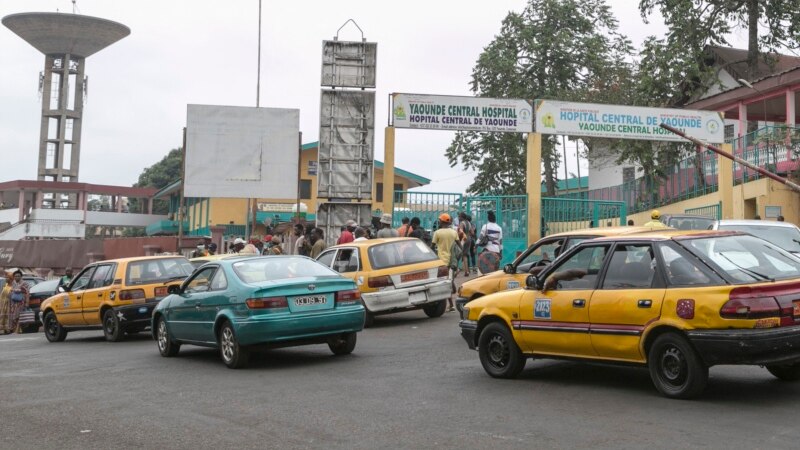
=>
[644,210,668,228]
[432,213,459,312]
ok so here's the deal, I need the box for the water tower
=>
[2,12,129,185]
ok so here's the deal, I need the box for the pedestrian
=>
[397,217,410,237]
[354,227,369,241]
[338,220,357,244]
[478,211,503,272]
[58,268,73,289]
[778,215,785,222]
[432,213,459,312]
[292,224,310,256]
[377,213,399,238]
[458,212,474,277]
[264,236,284,255]
[207,243,218,255]
[239,238,260,255]
[230,237,246,254]
[191,243,208,258]
[644,210,668,228]
[467,214,477,272]
[407,217,425,240]
[0,269,30,334]
[310,227,327,258]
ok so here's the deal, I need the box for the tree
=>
[130,148,183,215]
[446,0,632,195]
[640,0,800,82]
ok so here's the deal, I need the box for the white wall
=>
[587,144,639,190]
[0,221,85,240]
[0,208,19,225]
[29,209,83,221]
[86,211,168,227]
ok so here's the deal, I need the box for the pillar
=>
[787,90,796,144]
[383,126,396,215]
[18,190,25,222]
[526,133,542,245]
[738,102,747,138]
[718,143,734,219]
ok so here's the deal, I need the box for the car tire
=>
[423,300,446,318]
[363,310,375,328]
[478,322,525,379]
[648,333,708,399]
[155,316,180,357]
[328,332,357,355]
[43,311,67,342]
[766,363,800,381]
[102,309,126,342]
[219,321,249,369]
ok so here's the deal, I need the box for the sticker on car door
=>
[534,298,551,319]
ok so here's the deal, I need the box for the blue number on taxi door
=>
[534,298,551,319]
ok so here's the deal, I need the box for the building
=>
[146,142,431,241]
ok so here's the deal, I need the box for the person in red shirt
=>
[337,220,357,244]
[396,217,410,237]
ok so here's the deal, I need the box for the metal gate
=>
[391,191,463,231]
[541,198,627,235]
[466,195,528,266]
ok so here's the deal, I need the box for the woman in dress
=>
[0,269,29,334]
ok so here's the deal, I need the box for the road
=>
[2,310,800,449]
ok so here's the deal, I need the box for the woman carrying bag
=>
[0,269,30,334]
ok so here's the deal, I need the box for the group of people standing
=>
[0,269,30,335]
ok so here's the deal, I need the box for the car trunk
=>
[251,277,355,313]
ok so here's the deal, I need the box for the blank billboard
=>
[185,105,299,198]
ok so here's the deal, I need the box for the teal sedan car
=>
[152,256,365,368]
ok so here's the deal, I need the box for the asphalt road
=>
[3,310,800,450]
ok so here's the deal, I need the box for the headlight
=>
[460,307,470,321]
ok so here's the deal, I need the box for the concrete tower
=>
[2,12,129,184]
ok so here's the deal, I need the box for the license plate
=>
[409,291,427,304]
[793,300,800,316]
[294,295,327,306]
[401,271,428,283]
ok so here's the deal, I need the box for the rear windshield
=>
[368,240,439,270]
[232,257,339,284]
[718,224,800,253]
[126,257,194,285]
[680,235,800,283]
[667,217,715,230]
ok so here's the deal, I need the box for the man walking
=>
[310,228,327,258]
[478,211,503,272]
[337,220,357,244]
[432,213,459,312]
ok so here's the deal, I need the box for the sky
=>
[0,0,747,195]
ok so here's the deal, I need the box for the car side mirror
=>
[525,275,540,290]
[503,263,515,274]
[167,285,182,295]
[57,285,67,293]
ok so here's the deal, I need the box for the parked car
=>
[456,226,666,312]
[23,278,60,333]
[660,214,716,230]
[460,229,800,399]
[152,255,365,368]
[40,255,194,342]
[711,219,800,255]
[0,274,44,291]
[316,238,450,326]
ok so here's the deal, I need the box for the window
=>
[333,249,360,273]
[545,245,608,290]
[376,183,405,203]
[299,179,312,200]
[724,124,735,142]
[126,258,194,285]
[70,267,96,291]
[517,238,564,271]
[602,244,656,289]
[682,235,800,283]
[185,267,216,294]
[659,242,717,286]
[368,240,439,270]
[89,264,114,289]
[316,251,335,268]
[210,269,228,291]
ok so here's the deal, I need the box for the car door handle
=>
[638,299,652,308]
[194,302,201,309]
[573,299,586,308]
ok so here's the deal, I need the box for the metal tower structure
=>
[2,12,129,184]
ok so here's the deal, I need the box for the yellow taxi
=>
[456,226,664,311]
[40,255,194,342]
[460,230,800,398]
[316,238,450,326]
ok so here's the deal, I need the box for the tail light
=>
[119,289,145,301]
[28,298,41,307]
[368,276,392,288]
[246,297,288,309]
[335,289,361,306]
[720,297,780,319]
[437,266,449,278]
[154,286,168,297]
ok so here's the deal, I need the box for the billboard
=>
[321,40,377,88]
[391,93,533,133]
[184,105,300,198]
[534,100,725,143]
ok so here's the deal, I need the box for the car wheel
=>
[766,363,800,381]
[155,316,180,357]
[102,309,126,342]
[363,310,375,328]
[328,332,357,355]
[648,333,708,399]
[478,322,525,378]
[43,311,67,342]
[219,322,249,369]
[423,300,446,318]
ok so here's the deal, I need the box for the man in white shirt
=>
[479,211,503,271]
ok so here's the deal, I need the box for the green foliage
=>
[446,0,632,195]
[130,148,183,215]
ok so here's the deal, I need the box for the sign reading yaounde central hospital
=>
[392,93,533,133]
[535,100,725,143]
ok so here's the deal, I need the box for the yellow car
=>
[40,255,194,342]
[316,238,450,326]
[460,230,800,398]
[456,226,664,311]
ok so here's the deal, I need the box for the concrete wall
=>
[86,211,167,227]
[29,208,83,221]
[0,208,19,225]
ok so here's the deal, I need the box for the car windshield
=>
[667,216,715,230]
[718,224,800,253]
[29,279,60,294]
[126,257,194,285]
[367,240,439,270]
[680,235,800,283]
[232,257,339,283]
